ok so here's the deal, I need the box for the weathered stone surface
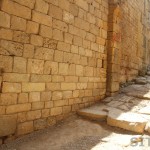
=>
[107,109,147,133]
[2,82,21,93]
[22,83,45,92]
[0,11,10,28]
[138,106,150,115]
[17,121,33,136]
[126,91,150,100]
[135,77,147,85]
[1,0,31,19]
[147,71,150,76]
[77,108,107,121]
[0,40,23,56]
[0,115,17,137]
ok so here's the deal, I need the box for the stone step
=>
[78,107,148,134]
[107,109,147,133]
[77,108,108,121]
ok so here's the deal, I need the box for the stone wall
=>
[0,0,108,141]
[0,0,150,143]
[120,0,150,83]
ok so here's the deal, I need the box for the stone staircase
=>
[77,75,150,134]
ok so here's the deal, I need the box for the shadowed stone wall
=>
[0,0,108,142]
[0,0,150,144]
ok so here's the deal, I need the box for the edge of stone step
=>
[107,109,148,134]
[77,108,108,121]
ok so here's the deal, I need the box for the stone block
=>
[35,47,54,61]
[11,16,26,31]
[63,91,72,99]
[46,83,61,91]
[49,4,63,20]
[64,33,73,44]
[45,101,53,109]
[0,11,10,28]
[29,92,40,102]
[32,10,52,27]
[13,31,29,43]
[52,91,63,100]
[17,112,27,123]
[27,110,41,121]
[44,61,58,75]
[61,83,76,90]
[107,109,147,133]
[3,73,30,82]
[41,92,52,101]
[76,65,84,76]
[73,36,82,47]
[59,0,70,11]
[23,44,35,58]
[54,100,68,107]
[39,25,52,38]
[18,93,28,104]
[35,0,49,14]
[0,40,23,57]
[0,93,17,105]
[78,108,107,121]
[42,109,50,118]
[75,0,88,11]
[52,76,64,82]
[32,102,44,110]
[53,29,63,41]
[0,55,13,72]
[47,116,56,126]
[65,76,78,82]
[70,3,78,16]
[77,83,87,90]
[0,28,13,40]
[26,21,39,34]
[31,74,51,82]
[0,115,17,137]
[59,63,69,75]
[73,90,79,98]
[17,121,33,136]
[51,107,62,116]
[0,106,6,115]
[22,83,45,92]
[13,0,35,9]
[27,59,44,74]
[2,82,21,93]
[53,19,68,32]
[34,118,47,130]
[13,57,27,73]
[1,0,31,19]
[63,11,74,24]
[54,50,63,62]
[68,64,76,75]
[6,103,31,114]
[63,106,71,114]
[30,35,43,46]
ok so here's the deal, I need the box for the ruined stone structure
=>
[0,0,150,143]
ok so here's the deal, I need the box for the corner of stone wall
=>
[106,2,121,96]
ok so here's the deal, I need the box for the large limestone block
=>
[77,108,107,121]
[0,115,17,137]
[107,109,147,133]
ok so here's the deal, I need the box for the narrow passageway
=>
[1,75,150,150]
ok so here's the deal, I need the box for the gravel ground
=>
[0,115,149,150]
